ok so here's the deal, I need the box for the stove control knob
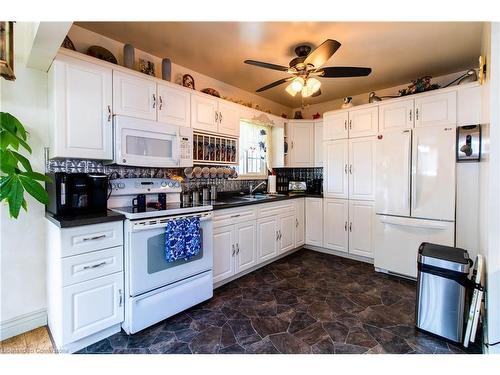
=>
[118,182,125,189]
[174,182,180,188]
[168,181,174,188]
[111,183,117,189]
[161,181,167,187]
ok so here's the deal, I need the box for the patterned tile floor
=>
[78,249,481,354]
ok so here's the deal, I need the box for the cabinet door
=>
[235,221,257,273]
[218,100,241,136]
[414,91,456,128]
[50,56,113,160]
[349,200,375,258]
[305,198,323,247]
[62,272,123,344]
[323,111,348,140]
[379,99,414,132]
[314,121,324,166]
[257,217,278,262]
[113,71,157,121]
[323,139,349,198]
[213,225,235,283]
[348,106,378,138]
[323,199,349,253]
[349,137,376,201]
[191,93,218,133]
[279,213,296,253]
[289,121,314,167]
[411,126,456,221]
[295,199,305,247]
[457,85,481,126]
[157,83,191,127]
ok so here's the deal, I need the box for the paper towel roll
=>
[268,175,277,194]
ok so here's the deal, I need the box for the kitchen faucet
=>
[249,181,266,196]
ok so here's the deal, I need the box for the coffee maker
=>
[46,172,109,216]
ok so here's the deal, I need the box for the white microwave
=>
[112,116,193,168]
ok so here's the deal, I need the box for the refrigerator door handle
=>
[404,130,412,211]
[412,136,419,214]
[379,215,450,230]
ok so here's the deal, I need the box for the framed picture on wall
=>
[1,21,15,81]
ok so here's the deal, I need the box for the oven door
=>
[125,212,213,297]
[114,115,181,168]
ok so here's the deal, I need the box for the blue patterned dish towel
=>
[165,217,201,262]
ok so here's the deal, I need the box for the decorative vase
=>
[123,44,135,69]
[162,58,172,81]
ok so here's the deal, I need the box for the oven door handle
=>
[130,212,213,232]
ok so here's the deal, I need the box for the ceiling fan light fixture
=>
[285,82,299,96]
[290,77,305,92]
[301,85,314,98]
[306,77,321,93]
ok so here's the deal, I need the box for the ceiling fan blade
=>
[303,39,341,68]
[318,66,372,77]
[312,89,322,97]
[256,77,293,92]
[244,59,289,72]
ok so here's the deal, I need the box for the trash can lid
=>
[418,242,470,273]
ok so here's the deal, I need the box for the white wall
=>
[0,22,50,337]
[68,25,291,117]
[293,71,467,119]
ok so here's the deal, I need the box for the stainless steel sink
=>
[238,194,283,200]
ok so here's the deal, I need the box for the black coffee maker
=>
[46,172,108,216]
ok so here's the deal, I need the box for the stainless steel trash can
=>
[415,242,471,343]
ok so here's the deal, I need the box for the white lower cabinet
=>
[323,199,349,253]
[305,198,323,247]
[322,198,374,258]
[279,213,296,254]
[62,272,124,344]
[295,199,305,247]
[257,216,279,262]
[213,221,257,283]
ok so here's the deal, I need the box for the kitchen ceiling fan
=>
[244,39,372,98]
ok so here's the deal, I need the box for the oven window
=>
[147,229,204,274]
[126,135,173,158]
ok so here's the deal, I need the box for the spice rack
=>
[193,132,238,165]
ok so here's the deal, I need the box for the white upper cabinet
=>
[348,200,375,258]
[324,139,349,199]
[157,83,191,127]
[414,91,456,128]
[323,111,348,140]
[348,137,376,201]
[323,199,349,253]
[314,121,324,166]
[348,106,379,138]
[288,121,314,167]
[191,93,219,133]
[113,71,157,121]
[49,55,113,160]
[218,100,241,136]
[379,99,414,132]
[457,84,481,125]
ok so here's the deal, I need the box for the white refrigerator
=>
[374,125,456,278]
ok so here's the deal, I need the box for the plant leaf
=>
[21,171,52,182]
[0,112,27,140]
[0,176,13,201]
[19,175,49,205]
[7,177,24,218]
[21,198,28,211]
[8,150,33,172]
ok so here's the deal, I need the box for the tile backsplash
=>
[46,158,265,193]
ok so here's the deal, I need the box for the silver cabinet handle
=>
[82,234,106,242]
[409,109,412,122]
[345,164,348,174]
[349,165,353,174]
[349,222,352,232]
[232,244,235,256]
[344,221,347,231]
[415,107,419,120]
[291,141,294,149]
[236,243,240,254]
[279,230,282,240]
[230,214,240,218]
[159,95,163,110]
[152,94,156,109]
[295,218,299,228]
[118,289,123,307]
[215,111,219,123]
[344,120,347,130]
[349,119,352,130]
[276,231,279,241]
[219,111,223,123]
[83,261,107,270]
[107,105,112,122]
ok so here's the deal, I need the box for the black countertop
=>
[45,210,125,228]
[212,193,323,210]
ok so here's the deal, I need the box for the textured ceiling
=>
[76,22,483,108]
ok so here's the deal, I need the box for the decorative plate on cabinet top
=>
[87,46,118,64]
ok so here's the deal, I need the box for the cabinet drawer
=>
[60,221,123,257]
[258,200,296,218]
[62,246,124,287]
[213,207,257,228]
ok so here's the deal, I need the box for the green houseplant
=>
[0,112,50,218]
